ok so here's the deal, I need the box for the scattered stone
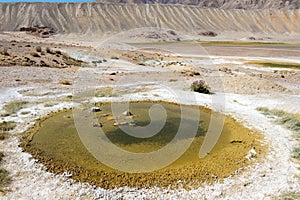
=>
[0,48,9,56]
[30,51,40,57]
[93,122,102,127]
[59,79,72,85]
[212,175,218,179]
[39,60,49,67]
[245,148,257,160]
[129,122,137,127]
[122,111,133,116]
[167,30,176,35]
[219,67,232,74]
[20,25,56,38]
[91,107,101,112]
[36,46,42,52]
[21,62,30,66]
[230,140,243,143]
[199,31,218,37]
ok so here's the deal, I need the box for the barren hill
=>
[0,3,299,36]
[95,0,300,10]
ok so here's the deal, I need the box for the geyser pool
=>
[23,101,264,189]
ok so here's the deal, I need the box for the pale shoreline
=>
[0,87,299,199]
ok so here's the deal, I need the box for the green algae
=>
[23,101,265,189]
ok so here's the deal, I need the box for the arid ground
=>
[0,2,300,200]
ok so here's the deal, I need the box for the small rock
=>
[212,175,218,179]
[91,107,101,112]
[122,111,133,116]
[93,122,102,127]
[129,122,136,127]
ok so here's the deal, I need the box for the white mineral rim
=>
[0,85,299,199]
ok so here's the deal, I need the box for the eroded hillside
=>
[0,3,300,36]
[95,0,300,10]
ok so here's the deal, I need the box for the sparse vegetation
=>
[198,41,300,47]
[257,107,300,135]
[62,54,82,66]
[247,61,300,69]
[95,87,114,97]
[0,121,16,133]
[0,152,3,161]
[280,192,300,200]
[2,100,29,116]
[257,107,300,160]
[292,147,300,160]
[20,111,30,115]
[191,80,210,94]
[0,152,9,192]
[0,133,5,141]
[91,60,103,65]
[44,102,57,107]
[0,168,9,192]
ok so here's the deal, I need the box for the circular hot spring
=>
[23,101,264,189]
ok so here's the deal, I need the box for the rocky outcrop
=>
[0,3,300,35]
[19,25,55,38]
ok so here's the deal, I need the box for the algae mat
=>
[23,102,265,189]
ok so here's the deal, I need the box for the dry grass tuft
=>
[2,100,29,116]
[0,152,9,192]
[257,107,300,160]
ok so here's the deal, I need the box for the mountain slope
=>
[0,3,299,35]
[95,0,300,10]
